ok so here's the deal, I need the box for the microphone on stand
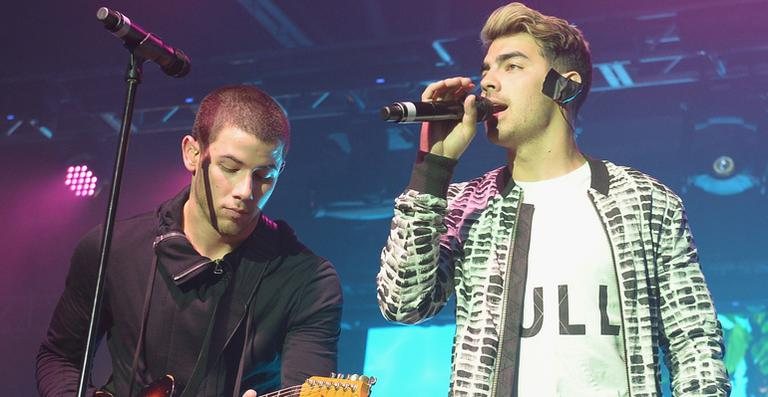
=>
[380,97,506,123]
[96,7,191,77]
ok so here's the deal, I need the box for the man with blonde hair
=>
[377,3,729,396]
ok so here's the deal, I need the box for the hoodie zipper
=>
[212,259,224,275]
[153,231,187,248]
[170,260,212,282]
[154,231,217,282]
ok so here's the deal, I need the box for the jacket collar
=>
[153,186,215,287]
[499,156,610,197]
[587,157,610,196]
[152,187,297,287]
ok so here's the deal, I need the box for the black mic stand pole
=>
[77,52,145,397]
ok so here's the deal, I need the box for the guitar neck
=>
[261,375,373,397]
[117,373,374,397]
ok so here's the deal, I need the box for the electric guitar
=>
[95,373,375,397]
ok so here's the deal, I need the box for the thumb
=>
[242,390,258,397]
[461,95,478,126]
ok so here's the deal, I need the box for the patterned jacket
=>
[377,153,730,397]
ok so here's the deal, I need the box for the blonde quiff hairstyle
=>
[481,2,592,113]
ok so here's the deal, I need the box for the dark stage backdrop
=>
[1,0,767,396]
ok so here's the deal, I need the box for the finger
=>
[462,94,478,125]
[451,82,476,99]
[421,77,474,101]
[421,79,456,101]
[437,77,473,101]
[242,389,258,397]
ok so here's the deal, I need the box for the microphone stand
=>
[77,52,145,397]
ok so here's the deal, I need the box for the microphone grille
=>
[96,7,121,31]
[96,7,109,21]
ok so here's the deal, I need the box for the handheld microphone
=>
[96,7,191,78]
[380,97,506,123]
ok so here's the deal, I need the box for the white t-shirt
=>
[515,162,629,397]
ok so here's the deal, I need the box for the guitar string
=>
[292,387,359,396]
[273,386,324,397]
[262,384,309,397]
[260,384,302,397]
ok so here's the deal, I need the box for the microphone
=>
[96,7,191,78]
[380,97,506,123]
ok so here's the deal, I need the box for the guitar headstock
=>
[300,373,376,397]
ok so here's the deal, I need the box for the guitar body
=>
[141,374,175,397]
[95,373,373,397]
[93,374,175,397]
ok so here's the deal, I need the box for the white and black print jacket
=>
[377,152,730,397]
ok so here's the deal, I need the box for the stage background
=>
[1,0,767,395]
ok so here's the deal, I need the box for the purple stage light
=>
[65,164,98,197]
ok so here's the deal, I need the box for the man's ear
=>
[181,135,201,173]
[562,70,582,85]
[542,68,583,105]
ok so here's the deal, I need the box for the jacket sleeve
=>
[657,197,731,396]
[36,227,107,397]
[377,151,459,324]
[280,259,343,387]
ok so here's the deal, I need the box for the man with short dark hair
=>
[377,3,729,396]
[37,85,342,397]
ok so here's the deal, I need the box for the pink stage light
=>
[65,164,99,198]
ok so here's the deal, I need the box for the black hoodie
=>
[36,187,342,397]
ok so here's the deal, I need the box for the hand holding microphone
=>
[385,77,505,160]
[380,96,506,123]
